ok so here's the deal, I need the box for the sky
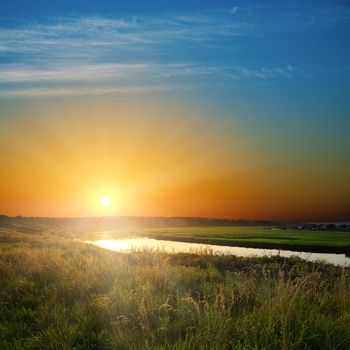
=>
[0,0,349,221]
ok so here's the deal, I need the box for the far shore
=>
[148,234,350,255]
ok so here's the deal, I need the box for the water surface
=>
[86,237,350,266]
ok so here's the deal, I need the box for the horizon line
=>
[1,214,349,224]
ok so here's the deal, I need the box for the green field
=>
[1,223,350,349]
[116,226,350,254]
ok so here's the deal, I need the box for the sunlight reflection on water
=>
[85,237,350,266]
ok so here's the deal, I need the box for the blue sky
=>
[0,0,349,99]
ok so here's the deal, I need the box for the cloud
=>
[0,62,297,85]
[230,7,238,15]
[0,62,299,97]
[0,84,183,97]
[235,65,295,79]
[0,64,151,83]
[0,13,252,62]
[0,8,326,98]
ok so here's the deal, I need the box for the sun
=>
[100,196,111,207]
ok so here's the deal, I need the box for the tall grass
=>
[0,230,349,349]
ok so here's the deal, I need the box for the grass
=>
[0,224,350,349]
[140,226,350,253]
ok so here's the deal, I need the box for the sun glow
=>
[100,196,111,207]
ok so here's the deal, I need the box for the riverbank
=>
[87,237,350,266]
[149,233,350,255]
[143,226,350,255]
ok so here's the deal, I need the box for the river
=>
[85,237,350,266]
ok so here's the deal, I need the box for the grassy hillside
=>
[1,226,350,349]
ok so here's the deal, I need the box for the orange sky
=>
[0,97,349,221]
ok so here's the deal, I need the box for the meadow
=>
[143,226,350,254]
[1,220,350,349]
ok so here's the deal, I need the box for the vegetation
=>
[143,226,350,254]
[1,225,350,349]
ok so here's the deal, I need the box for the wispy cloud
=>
[0,12,260,97]
[230,7,239,15]
[1,4,346,98]
[0,63,298,84]
[0,14,252,62]
[0,85,182,97]
[235,65,295,79]
[0,64,151,83]
[0,61,300,97]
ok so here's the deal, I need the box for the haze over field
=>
[0,0,349,221]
